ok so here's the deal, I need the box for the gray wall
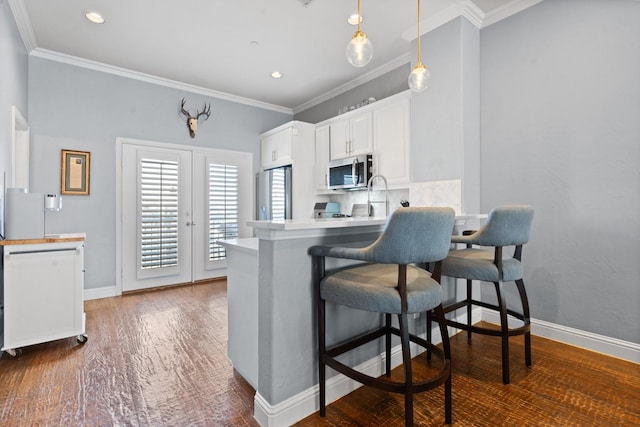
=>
[0,0,29,195]
[293,63,410,124]
[480,0,640,343]
[28,57,291,290]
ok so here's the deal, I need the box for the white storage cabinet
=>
[373,91,411,187]
[314,124,331,192]
[329,112,372,160]
[261,127,293,169]
[1,238,87,357]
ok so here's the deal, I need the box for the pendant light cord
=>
[416,0,422,64]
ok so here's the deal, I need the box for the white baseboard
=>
[254,346,405,427]
[482,309,640,364]
[253,309,480,427]
[83,285,118,301]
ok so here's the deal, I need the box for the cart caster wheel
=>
[77,334,88,344]
[5,348,22,359]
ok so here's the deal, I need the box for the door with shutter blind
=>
[122,145,192,291]
[120,142,253,292]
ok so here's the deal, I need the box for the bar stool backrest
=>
[467,206,534,247]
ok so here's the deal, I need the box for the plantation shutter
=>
[208,163,239,261]
[139,158,179,270]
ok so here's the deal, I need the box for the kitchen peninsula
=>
[221,214,484,427]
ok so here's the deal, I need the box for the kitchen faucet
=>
[367,174,389,217]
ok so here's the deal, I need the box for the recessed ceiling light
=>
[347,14,362,25]
[271,71,283,79]
[85,12,105,24]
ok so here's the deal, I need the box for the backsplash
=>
[409,180,462,214]
[328,188,409,217]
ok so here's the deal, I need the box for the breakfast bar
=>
[221,214,485,426]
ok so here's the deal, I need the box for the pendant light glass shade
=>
[346,0,373,67]
[409,0,430,92]
[409,62,430,92]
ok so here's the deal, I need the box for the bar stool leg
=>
[318,299,327,415]
[466,279,473,341]
[495,281,510,384]
[434,304,452,424]
[398,312,414,427]
[515,278,532,367]
[385,313,392,376]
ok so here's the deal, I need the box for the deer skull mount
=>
[179,98,212,138]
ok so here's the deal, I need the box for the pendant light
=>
[346,0,373,67]
[408,0,430,92]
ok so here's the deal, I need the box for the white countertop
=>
[218,237,259,254]
[248,213,486,231]
[244,214,487,241]
[247,216,388,231]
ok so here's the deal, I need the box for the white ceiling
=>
[11,0,536,113]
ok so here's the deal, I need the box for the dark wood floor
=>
[0,280,638,426]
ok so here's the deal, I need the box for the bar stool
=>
[433,205,534,384]
[308,207,456,426]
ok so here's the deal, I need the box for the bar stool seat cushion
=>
[321,264,441,315]
[442,248,524,282]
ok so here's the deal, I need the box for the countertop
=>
[0,233,86,246]
[237,213,487,242]
[247,216,388,231]
[247,213,486,231]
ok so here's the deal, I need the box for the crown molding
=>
[292,53,411,114]
[482,0,544,28]
[8,0,37,52]
[402,0,543,41]
[30,48,293,115]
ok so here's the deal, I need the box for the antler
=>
[196,103,212,121]
[180,98,192,118]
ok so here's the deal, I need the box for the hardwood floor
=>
[0,280,638,426]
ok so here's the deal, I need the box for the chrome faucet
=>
[367,174,389,217]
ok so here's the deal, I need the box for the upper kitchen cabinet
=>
[261,126,293,169]
[329,111,372,160]
[373,91,411,187]
[315,124,331,192]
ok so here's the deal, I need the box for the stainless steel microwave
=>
[327,154,373,190]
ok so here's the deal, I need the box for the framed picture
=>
[61,149,90,195]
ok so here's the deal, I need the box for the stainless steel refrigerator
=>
[256,166,292,220]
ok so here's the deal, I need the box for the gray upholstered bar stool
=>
[431,205,534,384]
[308,207,456,426]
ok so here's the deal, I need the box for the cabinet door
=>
[349,112,373,156]
[315,125,331,191]
[3,243,84,349]
[329,119,350,160]
[374,98,410,186]
[261,128,293,169]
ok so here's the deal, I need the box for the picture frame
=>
[61,149,90,195]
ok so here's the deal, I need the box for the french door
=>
[119,140,252,292]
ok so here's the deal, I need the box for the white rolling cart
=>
[0,235,86,358]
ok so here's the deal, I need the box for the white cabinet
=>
[314,124,331,191]
[261,127,293,169]
[1,237,86,357]
[329,111,372,160]
[373,92,411,186]
[260,121,321,219]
